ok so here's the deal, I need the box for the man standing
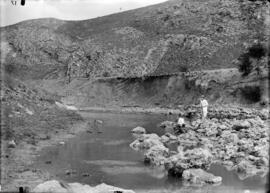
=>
[200,96,208,120]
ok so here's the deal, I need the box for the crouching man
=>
[175,114,186,134]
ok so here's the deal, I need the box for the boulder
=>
[130,133,162,150]
[234,160,258,176]
[182,169,222,185]
[164,148,213,176]
[33,180,67,193]
[33,180,135,193]
[131,126,146,134]
[144,144,170,165]
[259,108,269,120]
[232,120,251,131]
[160,135,170,144]
[183,148,213,169]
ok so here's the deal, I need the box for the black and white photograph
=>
[0,0,269,192]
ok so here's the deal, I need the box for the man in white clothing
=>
[200,96,208,120]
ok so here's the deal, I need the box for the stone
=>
[131,126,146,134]
[259,108,269,120]
[232,120,251,131]
[164,148,213,176]
[182,169,222,185]
[95,119,103,124]
[8,140,16,148]
[234,160,257,176]
[160,135,170,144]
[130,133,162,150]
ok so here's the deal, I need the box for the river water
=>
[34,112,268,193]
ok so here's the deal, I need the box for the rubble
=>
[130,106,269,185]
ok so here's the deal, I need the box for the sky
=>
[0,0,167,27]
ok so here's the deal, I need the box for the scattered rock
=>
[130,106,269,184]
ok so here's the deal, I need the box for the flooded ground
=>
[34,112,268,193]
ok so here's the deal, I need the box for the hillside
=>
[0,0,269,108]
[1,0,269,80]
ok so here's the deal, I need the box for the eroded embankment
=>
[62,68,256,108]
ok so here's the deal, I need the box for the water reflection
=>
[34,112,267,193]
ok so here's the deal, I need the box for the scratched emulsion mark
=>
[11,0,26,6]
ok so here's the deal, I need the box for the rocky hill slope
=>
[0,0,269,107]
[1,0,269,80]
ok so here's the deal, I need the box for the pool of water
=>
[34,112,268,193]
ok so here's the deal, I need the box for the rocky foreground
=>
[33,180,134,193]
[130,106,269,186]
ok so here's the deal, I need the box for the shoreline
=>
[79,106,182,115]
[2,106,182,191]
[2,106,269,191]
[1,121,88,191]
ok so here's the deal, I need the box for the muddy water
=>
[34,112,268,193]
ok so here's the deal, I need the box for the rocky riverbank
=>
[130,106,269,186]
[1,103,268,191]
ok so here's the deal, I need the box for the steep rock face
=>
[1,0,269,82]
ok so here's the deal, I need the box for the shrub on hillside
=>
[247,43,266,59]
[238,43,268,76]
[238,53,253,76]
